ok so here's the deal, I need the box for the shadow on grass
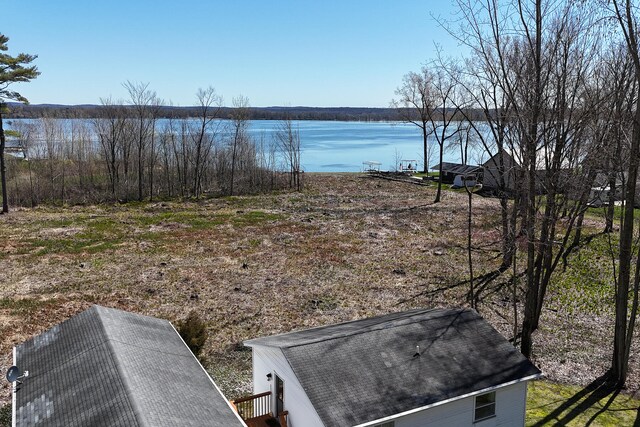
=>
[561,231,606,271]
[396,265,511,307]
[532,375,620,426]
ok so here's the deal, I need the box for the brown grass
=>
[0,173,634,403]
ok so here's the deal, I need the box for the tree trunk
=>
[138,140,144,202]
[521,0,543,359]
[0,108,9,213]
[230,126,240,197]
[467,186,475,308]
[609,0,640,388]
[605,168,617,233]
[422,124,428,173]
[611,95,640,387]
[435,142,444,203]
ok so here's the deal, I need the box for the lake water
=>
[6,119,484,172]
[248,120,484,172]
[249,120,426,172]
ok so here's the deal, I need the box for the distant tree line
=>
[4,84,303,206]
[4,102,485,123]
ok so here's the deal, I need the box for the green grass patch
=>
[248,238,262,248]
[584,204,640,223]
[36,217,78,228]
[232,211,283,226]
[527,380,640,426]
[29,238,118,255]
[551,233,617,315]
[222,196,257,208]
[27,217,124,255]
[0,297,60,316]
[134,211,230,229]
[134,209,282,230]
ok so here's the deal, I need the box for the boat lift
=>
[399,159,418,173]
[362,160,382,173]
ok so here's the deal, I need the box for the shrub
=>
[177,311,208,358]
[0,404,10,427]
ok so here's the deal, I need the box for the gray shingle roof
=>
[14,305,245,427]
[430,162,482,175]
[245,308,541,427]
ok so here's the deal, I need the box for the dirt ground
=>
[0,173,635,404]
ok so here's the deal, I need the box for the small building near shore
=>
[4,135,25,158]
[481,150,521,192]
[431,151,520,193]
[430,162,482,184]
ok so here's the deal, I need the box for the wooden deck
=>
[230,391,288,427]
[244,414,281,427]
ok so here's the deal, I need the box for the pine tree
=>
[0,33,39,213]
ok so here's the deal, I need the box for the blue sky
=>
[4,1,461,107]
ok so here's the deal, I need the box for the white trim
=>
[11,346,16,427]
[352,373,543,427]
[472,391,496,423]
[169,323,248,427]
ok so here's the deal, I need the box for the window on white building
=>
[474,391,496,422]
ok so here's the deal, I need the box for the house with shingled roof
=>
[10,305,245,427]
[430,162,483,185]
[242,307,542,427]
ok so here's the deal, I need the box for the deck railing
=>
[230,391,272,420]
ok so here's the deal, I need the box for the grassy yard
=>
[1,173,639,416]
[527,380,640,426]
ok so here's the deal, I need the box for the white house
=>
[243,308,542,427]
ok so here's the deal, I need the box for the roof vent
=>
[413,345,420,358]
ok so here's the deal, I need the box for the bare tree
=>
[93,98,128,198]
[445,39,520,269]
[428,66,463,203]
[229,95,250,196]
[464,181,483,309]
[392,67,435,173]
[191,87,222,198]
[447,121,475,166]
[451,0,600,359]
[275,114,302,191]
[11,120,37,206]
[608,0,640,389]
[41,117,64,202]
[124,81,160,201]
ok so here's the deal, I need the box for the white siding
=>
[389,382,528,427]
[251,345,324,427]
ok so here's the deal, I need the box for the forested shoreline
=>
[3,88,303,206]
[6,103,402,122]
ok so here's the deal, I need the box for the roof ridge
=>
[248,307,466,349]
[94,306,145,427]
[288,308,467,348]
